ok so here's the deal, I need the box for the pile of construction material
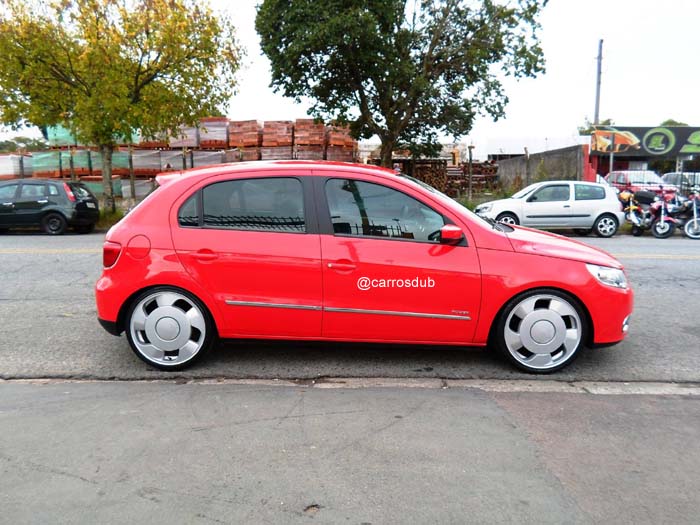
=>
[227,120,262,161]
[326,123,357,162]
[0,154,32,180]
[260,121,294,160]
[294,118,326,160]
[199,117,229,149]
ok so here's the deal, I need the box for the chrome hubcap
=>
[655,222,670,234]
[130,291,206,366]
[503,294,582,370]
[597,217,616,235]
[499,215,517,225]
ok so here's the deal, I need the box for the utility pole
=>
[594,39,603,125]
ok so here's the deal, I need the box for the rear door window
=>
[201,177,306,232]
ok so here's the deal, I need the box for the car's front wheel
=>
[594,214,618,237]
[126,287,216,370]
[493,289,587,373]
[496,212,519,226]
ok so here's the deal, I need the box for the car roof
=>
[155,160,398,187]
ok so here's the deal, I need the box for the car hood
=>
[505,226,622,269]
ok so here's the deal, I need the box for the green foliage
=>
[0,0,242,204]
[578,117,614,135]
[660,119,688,127]
[256,0,547,166]
[0,136,49,153]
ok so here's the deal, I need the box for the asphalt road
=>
[1,231,699,382]
[2,381,699,524]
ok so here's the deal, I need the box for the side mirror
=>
[439,224,464,245]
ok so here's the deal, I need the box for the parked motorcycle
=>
[619,187,678,238]
[683,187,700,239]
[649,187,680,238]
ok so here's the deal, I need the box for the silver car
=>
[474,181,625,237]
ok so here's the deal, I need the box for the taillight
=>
[63,183,76,202]
[103,241,122,268]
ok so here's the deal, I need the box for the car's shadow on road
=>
[180,338,625,381]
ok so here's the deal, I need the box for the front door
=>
[171,174,323,339]
[522,183,573,227]
[0,183,19,226]
[318,176,481,344]
[14,183,49,225]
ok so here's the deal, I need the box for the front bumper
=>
[98,317,122,336]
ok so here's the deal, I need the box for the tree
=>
[0,136,49,153]
[256,0,547,167]
[0,0,241,210]
[660,119,688,127]
[578,118,614,136]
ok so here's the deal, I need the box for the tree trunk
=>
[100,145,116,214]
[379,139,395,168]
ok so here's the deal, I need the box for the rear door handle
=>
[327,261,357,271]
[563,205,571,208]
[192,250,218,262]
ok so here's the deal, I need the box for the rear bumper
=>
[98,317,122,336]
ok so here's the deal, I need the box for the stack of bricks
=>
[228,120,262,161]
[138,133,169,149]
[325,123,357,162]
[294,118,325,160]
[260,120,294,160]
[170,125,199,148]
[199,117,229,149]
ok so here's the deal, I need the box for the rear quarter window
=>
[575,184,605,200]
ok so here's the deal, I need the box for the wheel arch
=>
[486,286,594,348]
[115,283,220,339]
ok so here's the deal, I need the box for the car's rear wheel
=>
[126,287,216,370]
[496,212,519,226]
[494,289,586,374]
[41,212,67,235]
[593,214,618,237]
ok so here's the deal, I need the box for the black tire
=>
[495,212,519,226]
[593,214,618,238]
[684,218,700,240]
[41,212,67,235]
[574,228,592,236]
[125,286,217,371]
[651,219,675,239]
[75,223,95,234]
[492,288,587,374]
[631,225,643,236]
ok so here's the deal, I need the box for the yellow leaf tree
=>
[0,0,242,210]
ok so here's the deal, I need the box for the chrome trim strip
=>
[225,300,322,311]
[324,306,470,321]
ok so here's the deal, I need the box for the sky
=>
[4,0,700,159]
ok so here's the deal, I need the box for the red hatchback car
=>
[96,161,633,373]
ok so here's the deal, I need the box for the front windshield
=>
[511,184,539,199]
[629,172,662,184]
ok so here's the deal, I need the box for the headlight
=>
[476,203,492,213]
[586,264,628,289]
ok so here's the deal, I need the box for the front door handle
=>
[563,205,571,208]
[37,199,48,204]
[1,202,13,207]
[192,250,218,262]
[327,261,357,271]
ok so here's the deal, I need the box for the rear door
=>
[170,172,323,339]
[522,183,572,227]
[317,174,481,344]
[0,183,19,226]
[14,182,49,225]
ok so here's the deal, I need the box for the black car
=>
[0,179,99,234]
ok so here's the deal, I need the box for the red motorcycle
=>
[649,186,680,239]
